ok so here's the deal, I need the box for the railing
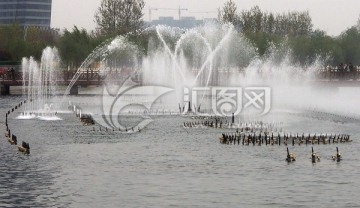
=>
[0,67,137,86]
[0,68,22,81]
[0,68,101,85]
[2,66,360,86]
[316,66,360,80]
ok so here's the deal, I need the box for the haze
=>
[51,0,360,36]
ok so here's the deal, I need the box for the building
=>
[148,16,216,29]
[0,0,52,28]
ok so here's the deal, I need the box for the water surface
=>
[1,96,359,208]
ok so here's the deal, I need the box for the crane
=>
[149,6,188,21]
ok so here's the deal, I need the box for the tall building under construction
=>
[0,0,52,28]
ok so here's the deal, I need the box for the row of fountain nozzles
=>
[4,101,30,154]
[72,105,95,125]
[286,147,342,163]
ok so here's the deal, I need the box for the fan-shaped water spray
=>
[61,22,327,119]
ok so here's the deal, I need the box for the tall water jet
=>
[19,47,61,120]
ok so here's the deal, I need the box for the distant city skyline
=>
[51,0,360,36]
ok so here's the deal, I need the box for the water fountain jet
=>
[18,47,62,121]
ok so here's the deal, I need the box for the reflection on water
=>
[1,96,360,208]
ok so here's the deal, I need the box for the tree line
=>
[218,0,360,66]
[0,0,359,69]
[0,24,57,65]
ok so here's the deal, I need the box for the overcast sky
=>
[51,0,360,36]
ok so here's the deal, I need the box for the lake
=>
[1,95,359,208]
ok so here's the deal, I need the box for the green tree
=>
[56,26,100,69]
[0,24,57,64]
[25,26,57,60]
[218,0,240,28]
[0,24,26,63]
[94,0,145,36]
[338,27,360,65]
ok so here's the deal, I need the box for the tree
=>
[25,26,57,60]
[218,0,240,28]
[56,26,101,69]
[0,24,57,63]
[338,27,360,65]
[94,0,145,36]
[0,24,27,63]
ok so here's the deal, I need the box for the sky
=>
[51,0,360,36]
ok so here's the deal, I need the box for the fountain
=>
[17,47,62,120]
[60,22,327,130]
